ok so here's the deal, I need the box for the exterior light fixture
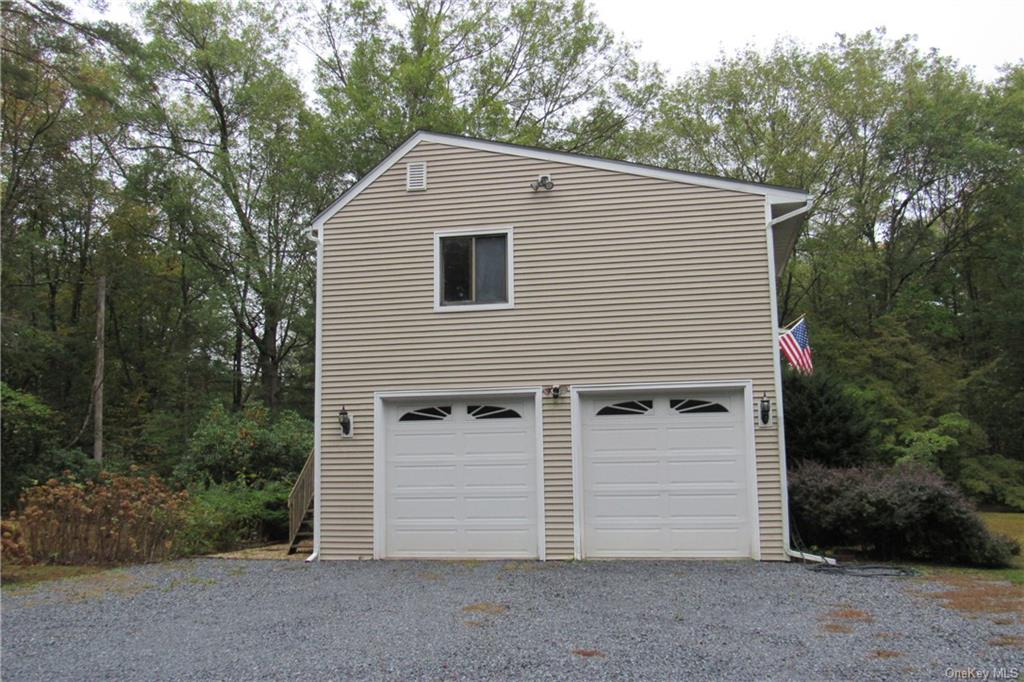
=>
[759,393,772,426]
[530,174,554,191]
[338,406,353,438]
[544,385,563,399]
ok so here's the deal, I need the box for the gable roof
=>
[310,130,810,231]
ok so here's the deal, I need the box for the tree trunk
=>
[92,275,106,463]
[232,326,244,411]
[260,306,280,411]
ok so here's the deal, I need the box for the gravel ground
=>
[2,558,1021,680]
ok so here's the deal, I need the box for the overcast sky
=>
[80,0,1022,83]
[591,0,1021,82]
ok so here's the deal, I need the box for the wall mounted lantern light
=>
[338,406,354,438]
[759,393,772,426]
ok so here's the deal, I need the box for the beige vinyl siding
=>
[320,140,786,561]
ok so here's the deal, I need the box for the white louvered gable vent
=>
[406,161,427,191]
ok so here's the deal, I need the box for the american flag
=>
[780,318,814,374]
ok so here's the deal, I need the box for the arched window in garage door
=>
[669,398,728,414]
[595,400,653,416]
[467,405,522,419]
[398,406,452,421]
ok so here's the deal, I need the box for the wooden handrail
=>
[288,448,315,551]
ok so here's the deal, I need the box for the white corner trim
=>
[569,379,759,560]
[570,388,583,560]
[372,386,545,561]
[432,226,515,312]
[372,393,385,559]
[309,131,810,231]
[743,382,762,560]
[765,199,793,560]
[535,390,547,561]
[311,216,323,560]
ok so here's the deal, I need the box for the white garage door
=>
[384,397,539,558]
[580,390,755,558]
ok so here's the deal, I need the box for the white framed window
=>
[433,226,514,311]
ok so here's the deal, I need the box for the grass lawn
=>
[907,513,1024,623]
[1,563,112,590]
[980,511,1024,573]
[913,512,1024,584]
[979,511,1024,560]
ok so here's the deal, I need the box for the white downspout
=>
[764,199,835,566]
[786,547,837,565]
[306,223,323,563]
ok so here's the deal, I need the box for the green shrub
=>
[177,403,312,485]
[895,412,990,477]
[783,371,880,468]
[177,481,290,555]
[789,461,1019,566]
[892,413,1024,510]
[3,383,62,508]
[958,454,1024,512]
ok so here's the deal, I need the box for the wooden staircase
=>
[288,449,315,555]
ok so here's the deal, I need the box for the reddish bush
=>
[1,518,29,564]
[789,461,1019,566]
[16,471,189,564]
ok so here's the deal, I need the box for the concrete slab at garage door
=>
[383,397,539,558]
[580,389,756,558]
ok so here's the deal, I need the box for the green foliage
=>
[639,30,1024,476]
[0,383,99,509]
[782,371,879,468]
[139,0,330,411]
[313,0,662,172]
[895,413,989,475]
[178,403,312,485]
[959,456,1024,512]
[890,413,1024,509]
[789,462,1019,567]
[177,481,290,555]
[895,430,959,471]
[1,381,60,457]
[2,1,1023,546]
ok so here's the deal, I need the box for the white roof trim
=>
[311,131,810,230]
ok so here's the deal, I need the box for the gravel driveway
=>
[2,558,1020,680]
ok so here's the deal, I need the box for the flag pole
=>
[780,314,806,332]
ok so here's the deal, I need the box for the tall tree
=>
[1,0,125,420]
[637,30,1024,457]
[135,0,338,410]
[311,0,662,175]
[642,32,1008,333]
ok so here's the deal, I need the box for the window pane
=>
[441,236,472,303]
[474,235,507,303]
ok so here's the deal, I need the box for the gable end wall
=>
[319,141,786,560]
